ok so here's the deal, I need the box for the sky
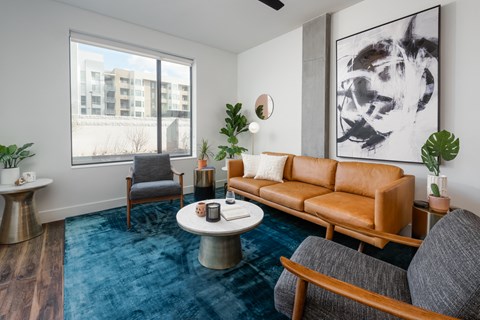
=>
[78,43,189,82]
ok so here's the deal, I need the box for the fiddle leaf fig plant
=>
[0,143,36,168]
[215,103,249,161]
[421,130,460,176]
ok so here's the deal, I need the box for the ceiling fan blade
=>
[258,0,284,11]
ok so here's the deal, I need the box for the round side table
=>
[0,178,52,244]
[194,167,215,201]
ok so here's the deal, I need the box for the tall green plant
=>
[215,103,249,161]
[421,130,460,176]
[0,143,36,168]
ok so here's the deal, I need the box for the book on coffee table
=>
[221,204,250,221]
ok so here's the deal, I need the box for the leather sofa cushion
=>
[260,181,332,211]
[229,177,278,196]
[263,152,296,181]
[335,162,404,198]
[291,156,337,190]
[304,192,375,229]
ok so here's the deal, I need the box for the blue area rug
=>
[64,189,415,319]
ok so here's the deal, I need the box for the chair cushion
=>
[133,154,173,184]
[130,181,181,200]
[407,209,480,319]
[304,192,375,229]
[260,181,332,211]
[275,236,411,319]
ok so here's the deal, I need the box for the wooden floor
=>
[0,221,64,320]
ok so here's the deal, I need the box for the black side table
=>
[194,167,215,201]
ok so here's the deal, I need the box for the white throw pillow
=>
[254,154,288,183]
[242,154,261,178]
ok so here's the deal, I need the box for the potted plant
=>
[421,130,460,212]
[214,103,249,164]
[198,138,214,169]
[0,143,36,185]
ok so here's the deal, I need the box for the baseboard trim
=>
[39,180,227,223]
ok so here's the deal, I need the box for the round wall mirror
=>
[255,94,274,120]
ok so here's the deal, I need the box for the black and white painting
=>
[336,6,439,163]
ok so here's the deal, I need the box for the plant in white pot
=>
[0,143,35,185]
[420,130,459,213]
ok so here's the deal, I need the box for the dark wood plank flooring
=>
[0,221,64,320]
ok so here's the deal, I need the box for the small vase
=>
[0,167,20,185]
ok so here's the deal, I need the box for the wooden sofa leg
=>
[358,241,365,252]
[292,278,308,320]
[325,223,334,240]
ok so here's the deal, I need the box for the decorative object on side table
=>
[214,103,249,162]
[421,130,460,213]
[195,202,206,217]
[225,190,236,204]
[206,202,221,222]
[197,138,214,169]
[0,143,35,185]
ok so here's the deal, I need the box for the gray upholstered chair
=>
[126,154,184,228]
[274,209,480,320]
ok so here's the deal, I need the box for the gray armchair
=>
[274,209,480,319]
[126,154,184,228]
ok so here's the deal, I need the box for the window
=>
[70,32,193,165]
[91,96,101,105]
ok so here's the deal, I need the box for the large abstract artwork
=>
[336,6,440,163]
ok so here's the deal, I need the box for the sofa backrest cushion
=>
[263,152,296,181]
[291,156,338,190]
[334,162,403,198]
[407,209,480,319]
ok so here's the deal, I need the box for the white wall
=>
[238,0,480,214]
[237,28,303,155]
[0,0,237,222]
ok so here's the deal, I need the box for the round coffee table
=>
[176,199,264,269]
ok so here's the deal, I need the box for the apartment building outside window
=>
[70,32,193,165]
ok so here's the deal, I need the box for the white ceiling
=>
[54,0,364,53]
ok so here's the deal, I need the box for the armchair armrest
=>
[315,211,422,248]
[171,167,184,189]
[280,257,457,320]
[171,167,184,177]
[375,175,415,234]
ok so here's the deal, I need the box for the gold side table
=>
[194,167,215,201]
[0,178,52,244]
[412,204,457,240]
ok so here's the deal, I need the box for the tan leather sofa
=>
[228,152,415,248]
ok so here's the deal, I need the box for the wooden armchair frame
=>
[280,212,458,320]
[126,167,184,228]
